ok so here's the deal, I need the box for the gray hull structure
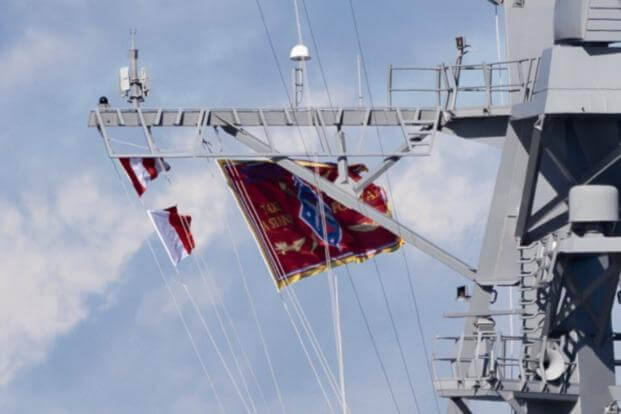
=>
[89,1,621,412]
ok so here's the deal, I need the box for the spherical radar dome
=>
[290,44,311,61]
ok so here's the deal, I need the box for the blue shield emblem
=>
[292,176,342,248]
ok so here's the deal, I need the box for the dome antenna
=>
[289,0,311,108]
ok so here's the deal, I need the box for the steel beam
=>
[527,144,621,234]
[515,116,546,240]
[444,309,524,318]
[217,119,478,282]
[497,391,526,414]
[352,143,409,194]
[448,398,472,414]
[552,259,621,330]
[88,106,510,128]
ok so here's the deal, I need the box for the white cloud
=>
[152,168,229,249]
[0,173,152,385]
[0,30,76,93]
[133,167,235,325]
[390,135,496,244]
[0,165,228,386]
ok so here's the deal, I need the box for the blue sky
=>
[0,1,508,413]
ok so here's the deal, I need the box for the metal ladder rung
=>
[396,107,441,152]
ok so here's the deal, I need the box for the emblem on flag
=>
[292,176,343,248]
[147,206,195,266]
[219,159,403,289]
[119,157,170,196]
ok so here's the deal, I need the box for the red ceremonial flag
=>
[119,157,170,196]
[147,206,195,265]
[219,159,403,289]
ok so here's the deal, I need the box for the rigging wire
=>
[132,164,261,414]
[344,1,441,412]
[300,0,334,107]
[219,161,339,413]
[130,136,271,413]
[281,296,336,414]
[245,17,401,403]
[182,254,259,413]
[182,284,256,414]
[150,255,228,414]
[286,287,346,406]
[165,196,262,414]
[171,138,289,413]
[252,1,422,411]
[196,254,270,410]
[293,0,304,45]
[223,146,351,414]
[111,149,263,413]
[344,264,401,414]
[372,259,421,413]
[303,123,348,413]
[194,258,267,411]
[295,5,348,408]
[108,159,227,414]
[123,168,258,414]
[253,0,294,105]
[215,164,289,414]
[222,158,346,412]
[252,1,352,411]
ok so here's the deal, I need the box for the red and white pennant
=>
[119,157,169,196]
[147,206,195,265]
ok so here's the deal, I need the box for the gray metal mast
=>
[89,1,621,412]
[437,1,621,413]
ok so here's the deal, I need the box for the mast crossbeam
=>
[88,106,510,129]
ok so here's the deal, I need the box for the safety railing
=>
[387,57,540,111]
[432,331,566,387]
[433,333,522,384]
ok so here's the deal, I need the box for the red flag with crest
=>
[219,159,402,289]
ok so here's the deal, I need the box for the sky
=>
[0,1,511,413]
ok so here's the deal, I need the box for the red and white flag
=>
[147,206,195,265]
[119,158,170,196]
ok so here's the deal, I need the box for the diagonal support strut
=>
[217,118,478,282]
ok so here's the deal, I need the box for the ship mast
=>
[89,1,621,412]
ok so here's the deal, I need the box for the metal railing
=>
[433,333,521,384]
[432,332,561,385]
[387,57,540,111]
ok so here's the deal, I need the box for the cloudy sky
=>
[0,1,508,413]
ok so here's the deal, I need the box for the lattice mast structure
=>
[89,1,621,412]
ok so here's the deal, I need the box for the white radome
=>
[289,44,311,61]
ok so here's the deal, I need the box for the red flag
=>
[147,206,195,265]
[119,158,169,196]
[219,159,402,289]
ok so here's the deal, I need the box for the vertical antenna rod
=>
[128,29,142,108]
[289,0,311,107]
[125,29,149,108]
[356,55,363,107]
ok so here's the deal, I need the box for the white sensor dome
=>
[289,44,311,61]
